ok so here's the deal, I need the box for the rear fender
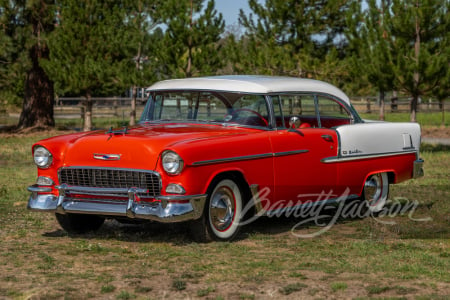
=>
[337,122,421,158]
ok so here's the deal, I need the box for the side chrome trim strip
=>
[192,153,273,166]
[321,150,417,163]
[192,150,309,166]
[273,150,309,157]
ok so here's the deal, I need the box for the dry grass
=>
[0,132,448,299]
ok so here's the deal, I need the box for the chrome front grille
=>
[59,167,161,197]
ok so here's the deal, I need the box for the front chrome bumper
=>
[27,184,206,223]
[413,159,424,178]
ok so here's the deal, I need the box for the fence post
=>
[80,105,85,129]
[113,97,118,117]
[366,98,371,113]
[391,92,398,112]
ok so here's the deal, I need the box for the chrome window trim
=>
[192,150,309,166]
[266,92,361,129]
[142,90,273,130]
[321,150,417,163]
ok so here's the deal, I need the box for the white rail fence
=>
[53,96,448,119]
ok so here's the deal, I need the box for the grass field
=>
[0,132,449,299]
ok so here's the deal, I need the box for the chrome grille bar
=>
[59,167,161,197]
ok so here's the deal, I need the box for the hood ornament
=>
[93,153,121,161]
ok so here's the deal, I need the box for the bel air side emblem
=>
[93,153,121,161]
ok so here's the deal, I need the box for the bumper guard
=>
[27,184,206,223]
[413,159,424,178]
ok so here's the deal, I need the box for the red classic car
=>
[28,76,424,241]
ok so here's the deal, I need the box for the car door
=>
[268,94,339,208]
[269,128,338,206]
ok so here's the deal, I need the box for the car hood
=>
[57,123,264,170]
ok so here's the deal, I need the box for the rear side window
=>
[317,96,353,128]
[273,94,353,129]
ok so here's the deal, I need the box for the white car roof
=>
[147,75,350,105]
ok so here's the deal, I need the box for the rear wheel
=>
[55,213,105,234]
[190,178,243,242]
[362,173,389,213]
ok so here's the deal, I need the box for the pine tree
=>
[386,0,449,122]
[121,0,160,125]
[41,0,128,131]
[1,0,55,130]
[346,0,396,120]
[158,0,225,78]
[237,0,354,79]
[0,0,26,107]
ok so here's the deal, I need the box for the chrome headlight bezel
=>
[161,150,184,175]
[33,146,53,169]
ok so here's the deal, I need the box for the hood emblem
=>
[93,153,121,161]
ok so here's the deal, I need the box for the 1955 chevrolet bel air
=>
[28,75,424,241]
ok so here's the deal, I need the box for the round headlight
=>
[162,151,184,175]
[33,146,53,169]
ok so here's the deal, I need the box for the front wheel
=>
[55,213,105,234]
[190,178,243,242]
[362,173,389,213]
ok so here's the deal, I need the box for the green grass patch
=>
[359,111,448,127]
[101,284,116,293]
[172,278,187,291]
[279,283,307,295]
[197,286,215,297]
[330,282,348,292]
[116,290,136,300]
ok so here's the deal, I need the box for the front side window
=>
[274,94,318,128]
[141,91,270,128]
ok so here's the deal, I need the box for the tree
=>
[237,0,354,81]
[0,0,26,108]
[432,37,450,127]
[386,0,449,122]
[346,0,396,120]
[1,0,55,130]
[41,0,128,131]
[122,0,160,125]
[158,0,225,78]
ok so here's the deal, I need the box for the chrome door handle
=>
[321,135,333,142]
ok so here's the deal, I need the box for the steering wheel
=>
[230,108,269,126]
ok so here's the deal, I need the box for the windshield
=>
[140,91,270,128]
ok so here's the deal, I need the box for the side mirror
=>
[289,116,301,129]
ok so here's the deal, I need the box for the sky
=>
[215,0,251,26]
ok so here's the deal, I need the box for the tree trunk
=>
[83,92,93,131]
[440,98,445,128]
[411,1,420,123]
[18,45,55,129]
[379,90,385,121]
[410,95,418,122]
[130,85,137,126]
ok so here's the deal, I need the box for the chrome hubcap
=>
[364,174,382,204]
[210,186,235,231]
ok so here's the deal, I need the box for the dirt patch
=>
[422,126,450,138]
